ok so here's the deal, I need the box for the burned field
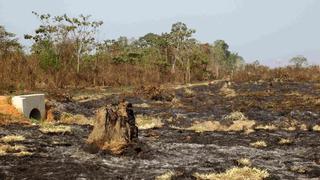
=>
[1,81,320,179]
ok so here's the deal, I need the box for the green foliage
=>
[36,41,60,72]
[212,40,244,73]
[0,25,21,58]
[290,55,308,68]
[25,12,103,73]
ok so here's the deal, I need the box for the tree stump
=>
[86,101,138,154]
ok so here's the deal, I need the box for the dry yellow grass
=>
[313,125,320,132]
[184,88,195,97]
[134,103,150,108]
[187,121,223,133]
[180,119,255,133]
[155,171,175,180]
[278,138,293,145]
[39,123,72,134]
[282,126,296,131]
[194,166,269,180]
[228,120,256,132]
[290,165,309,174]
[255,124,278,131]
[0,135,25,143]
[0,144,33,157]
[223,111,246,121]
[60,112,93,125]
[237,158,252,166]
[185,112,255,133]
[299,124,308,131]
[136,115,163,130]
[250,141,267,148]
[171,97,184,108]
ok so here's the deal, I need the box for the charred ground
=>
[1,81,320,179]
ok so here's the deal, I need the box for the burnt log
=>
[86,101,138,154]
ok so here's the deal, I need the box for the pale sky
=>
[0,0,319,66]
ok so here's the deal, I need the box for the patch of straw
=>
[250,141,267,148]
[194,166,269,180]
[155,171,175,180]
[0,135,25,143]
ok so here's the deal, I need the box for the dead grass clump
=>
[0,135,25,143]
[278,118,301,131]
[0,144,33,157]
[223,111,256,132]
[255,124,278,131]
[313,125,320,132]
[250,141,267,148]
[171,97,184,108]
[219,83,237,97]
[155,171,176,180]
[185,119,255,133]
[278,138,293,145]
[237,158,252,167]
[187,121,224,133]
[290,165,310,174]
[39,123,72,134]
[194,166,269,180]
[60,112,93,125]
[223,111,246,121]
[184,88,195,97]
[134,103,150,108]
[228,120,256,132]
[178,112,255,133]
[299,124,309,131]
[136,115,163,130]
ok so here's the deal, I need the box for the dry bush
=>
[233,65,320,83]
[136,115,163,130]
[194,166,269,180]
[0,113,30,126]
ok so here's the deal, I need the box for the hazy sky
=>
[0,0,319,66]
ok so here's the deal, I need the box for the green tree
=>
[289,55,308,68]
[210,40,244,77]
[25,12,103,73]
[169,22,196,76]
[0,25,21,58]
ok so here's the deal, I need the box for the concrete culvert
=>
[29,108,41,120]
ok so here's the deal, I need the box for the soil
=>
[1,81,320,179]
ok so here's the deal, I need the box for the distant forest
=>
[0,13,318,90]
